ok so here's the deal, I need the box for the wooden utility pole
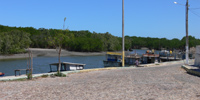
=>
[122,0,125,67]
[185,0,189,65]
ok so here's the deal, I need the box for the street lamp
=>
[122,0,125,67]
[174,0,189,65]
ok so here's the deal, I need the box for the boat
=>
[49,62,85,72]
[103,52,122,67]
[159,50,182,62]
[125,53,141,66]
[142,50,160,64]
[0,72,4,77]
[103,52,142,67]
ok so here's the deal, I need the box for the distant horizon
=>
[1,24,199,40]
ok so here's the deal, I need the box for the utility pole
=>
[185,0,189,65]
[122,0,125,67]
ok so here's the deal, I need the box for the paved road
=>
[1,62,200,100]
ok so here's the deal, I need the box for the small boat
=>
[103,52,122,67]
[49,62,85,72]
[0,72,4,77]
[125,53,141,66]
[142,50,160,64]
[103,52,142,67]
[159,50,182,62]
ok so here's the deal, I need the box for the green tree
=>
[0,30,31,54]
[47,31,68,74]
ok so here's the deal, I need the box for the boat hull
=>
[0,73,4,77]
[103,61,121,67]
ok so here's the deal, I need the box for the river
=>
[0,49,159,76]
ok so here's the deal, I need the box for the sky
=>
[0,0,200,40]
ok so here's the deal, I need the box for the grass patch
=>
[54,72,66,77]
[15,78,27,81]
[41,74,49,78]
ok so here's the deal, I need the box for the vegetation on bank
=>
[0,25,200,54]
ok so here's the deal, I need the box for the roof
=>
[106,52,122,56]
[50,62,86,66]
[142,54,159,57]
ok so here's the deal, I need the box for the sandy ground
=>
[0,61,200,100]
[0,48,106,60]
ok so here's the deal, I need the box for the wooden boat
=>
[0,72,4,77]
[159,50,182,62]
[125,54,141,66]
[49,62,85,72]
[103,52,122,67]
[142,50,160,64]
[103,52,142,67]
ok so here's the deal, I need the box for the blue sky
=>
[0,0,199,39]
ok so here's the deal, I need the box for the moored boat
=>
[125,53,141,66]
[103,52,142,67]
[0,72,4,77]
[103,52,122,67]
[142,50,160,64]
[159,50,182,62]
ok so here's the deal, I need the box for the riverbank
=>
[0,48,106,60]
[0,60,200,99]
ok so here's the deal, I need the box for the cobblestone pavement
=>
[0,62,200,100]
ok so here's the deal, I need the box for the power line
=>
[189,9,200,17]
[190,7,200,10]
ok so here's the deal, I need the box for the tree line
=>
[0,25,200,54]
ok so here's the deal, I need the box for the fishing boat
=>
[159,50,182,62]
[142,50,160,64]
[0,72,4,77]
[125,53,141,66]
[103,52,142,67]
[49,62,85,72]
[103,52,122,67]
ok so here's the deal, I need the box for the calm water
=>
[0,56,106,76]
[0,49,158,76]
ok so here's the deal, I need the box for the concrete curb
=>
[182,65,200,77]
[0,68,118,81]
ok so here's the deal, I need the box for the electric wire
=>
[190,7,200,10]
[189,9,200,18]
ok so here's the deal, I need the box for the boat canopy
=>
[106,52,122,56]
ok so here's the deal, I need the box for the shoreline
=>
[0,48,106,60]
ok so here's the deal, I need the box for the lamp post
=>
[122,0,125,67]
[174,0,189,65]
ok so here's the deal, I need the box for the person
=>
[152,49,155,54]
[170,50,172,54]
[135,59,139,67]
[170,50,172,56]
